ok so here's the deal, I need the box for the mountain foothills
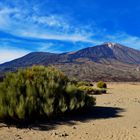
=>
[1,42,140,82]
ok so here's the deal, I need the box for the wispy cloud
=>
[102,32,140,49]
[0,2,93,43]
[0,47,29,64]
[1,1,140,49]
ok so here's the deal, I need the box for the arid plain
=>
[0,83,140,140]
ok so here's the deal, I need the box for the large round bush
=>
[0,66,95,122]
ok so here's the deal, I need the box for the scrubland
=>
[0,83,140,140]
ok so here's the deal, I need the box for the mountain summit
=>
[67,42,140,64]
[0,43,140,81]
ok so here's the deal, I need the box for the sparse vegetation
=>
[56,62,140,82]
[78,86,106,95]
[97,81,107,89]
[0,66,95,123]
[76,81,91,87]
[76,81,106,95]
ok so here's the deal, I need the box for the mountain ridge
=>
[0,42,140,82]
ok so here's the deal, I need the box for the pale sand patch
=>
[0,83,140,140]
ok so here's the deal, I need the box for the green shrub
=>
[97,81,107,89]
[76,81,94,87]
[76,81,90,87]
[78,85,105,95]
[0,66,95,123]
[78,86,95,94]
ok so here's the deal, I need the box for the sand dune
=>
[0,83,140,140]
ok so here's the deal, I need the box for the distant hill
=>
[0,42,140,82]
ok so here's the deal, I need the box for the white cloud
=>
[104,32,140,49]
[38,42,55,51]
[15,29,93,43]
[0,7,20,29]
[0,48,29,64]
[0,4,94,43]
[32,15,70,29]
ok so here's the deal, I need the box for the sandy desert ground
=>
[0,83,140,140]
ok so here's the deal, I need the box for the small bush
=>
[78,86,95,94]
[76,81,94,87]
[76,81,90,87]
[97,81,107,89]
[0,66,95,123]
[78,85,106,95]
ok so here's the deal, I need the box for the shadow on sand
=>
[0,106,124,131]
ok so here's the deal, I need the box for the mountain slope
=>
[0,42,140,81]
[68,42,140,64]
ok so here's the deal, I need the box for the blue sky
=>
[0,0,140,63]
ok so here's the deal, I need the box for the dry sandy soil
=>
[0,83,140,140]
